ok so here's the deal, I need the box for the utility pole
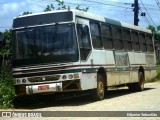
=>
[133,0,139,26]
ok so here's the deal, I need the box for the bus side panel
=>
[134,53,146,65]
[107,72,119,86]
[145,69,157,81]
[105,51,115,65]
[128,52,146,66]
[130,71,139,83]
[92,50,106,64]
[80,73,97,90]
[119,71,130,84]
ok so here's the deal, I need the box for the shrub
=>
[0,69,16,108]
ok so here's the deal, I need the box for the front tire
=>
[91,74,105,101]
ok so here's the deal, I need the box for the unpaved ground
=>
[1,81,160,120]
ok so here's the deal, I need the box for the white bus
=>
[12,10,157,100]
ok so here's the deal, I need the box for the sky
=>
[0,0,159,32]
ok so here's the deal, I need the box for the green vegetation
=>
[145,65,160,83]
[147,25,160,40]
[0,69,16,108]
[0,29,15,108]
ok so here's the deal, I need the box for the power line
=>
[155,0,160,10]
[33,0,133,9]
[78,0,133,9]
[139,0,157,27]
[32,0,91,8]
[139,8,152,25]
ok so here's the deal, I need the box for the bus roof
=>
[14,9,152,34]
[72,10,152,34]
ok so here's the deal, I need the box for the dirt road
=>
[1,81,160,120]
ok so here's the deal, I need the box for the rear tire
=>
[91,74,105,101]
[135,71,144,91]
[128,71,144,91]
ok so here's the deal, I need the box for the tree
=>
[44,4,55,12]
[75,5,89,12]
[19,12,32,16]
[44,0,89,12]
[147,25,160,41]
[22,12,32,15]
[0,29,12,68]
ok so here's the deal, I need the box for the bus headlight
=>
[62,75,67,80]
[17,79,20,83]
[69,74,73,79]
[22,79,26,83]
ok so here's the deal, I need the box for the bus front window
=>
[13,23,78,66]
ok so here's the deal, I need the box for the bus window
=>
[131,31,140,51]
[77,24,91,60]
[146,34,154,52]
[139,33,147,52]
[90,22,103,49]
[122,29,132,50]
[112,27,123,50]
[101,24,113,49]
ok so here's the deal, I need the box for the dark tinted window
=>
[77,24,91,60]
[13,12,73,28]
[122,29,130,40]
[139,33,146,52]
[90,22,102,49]
[131,31,139,42]
[146,34,154,52]
[101,25,112,37]
[101,24,113,49]
[131,31,139,51]
[112,27,123,50]
[122,29,132,50]
[112,27,121,39]
[13,23,78,67]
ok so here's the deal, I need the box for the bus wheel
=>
[91,74,105,101]
[135,71,144,91]
[128,72,144,91]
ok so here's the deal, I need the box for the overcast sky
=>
[0,0,159,32]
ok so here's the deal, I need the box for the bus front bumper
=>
[26,83,62,95]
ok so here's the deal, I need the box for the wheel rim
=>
[97,78,104,98]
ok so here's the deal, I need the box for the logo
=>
[2,112,11,117]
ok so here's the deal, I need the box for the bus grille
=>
[28,75,60,83]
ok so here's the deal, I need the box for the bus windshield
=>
[13,23,78,67]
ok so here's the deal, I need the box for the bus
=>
[12,10,157,101]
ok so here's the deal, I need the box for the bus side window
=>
[122,29,132,51]
[139,33,147,52]
[77,24,91,60]
[146,34,154,52]
[90,22,103,49]
[131,31,140,51]
[112,26,123,50]
[101,24,113,49]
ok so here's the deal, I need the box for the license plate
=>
[38,85,49,90]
